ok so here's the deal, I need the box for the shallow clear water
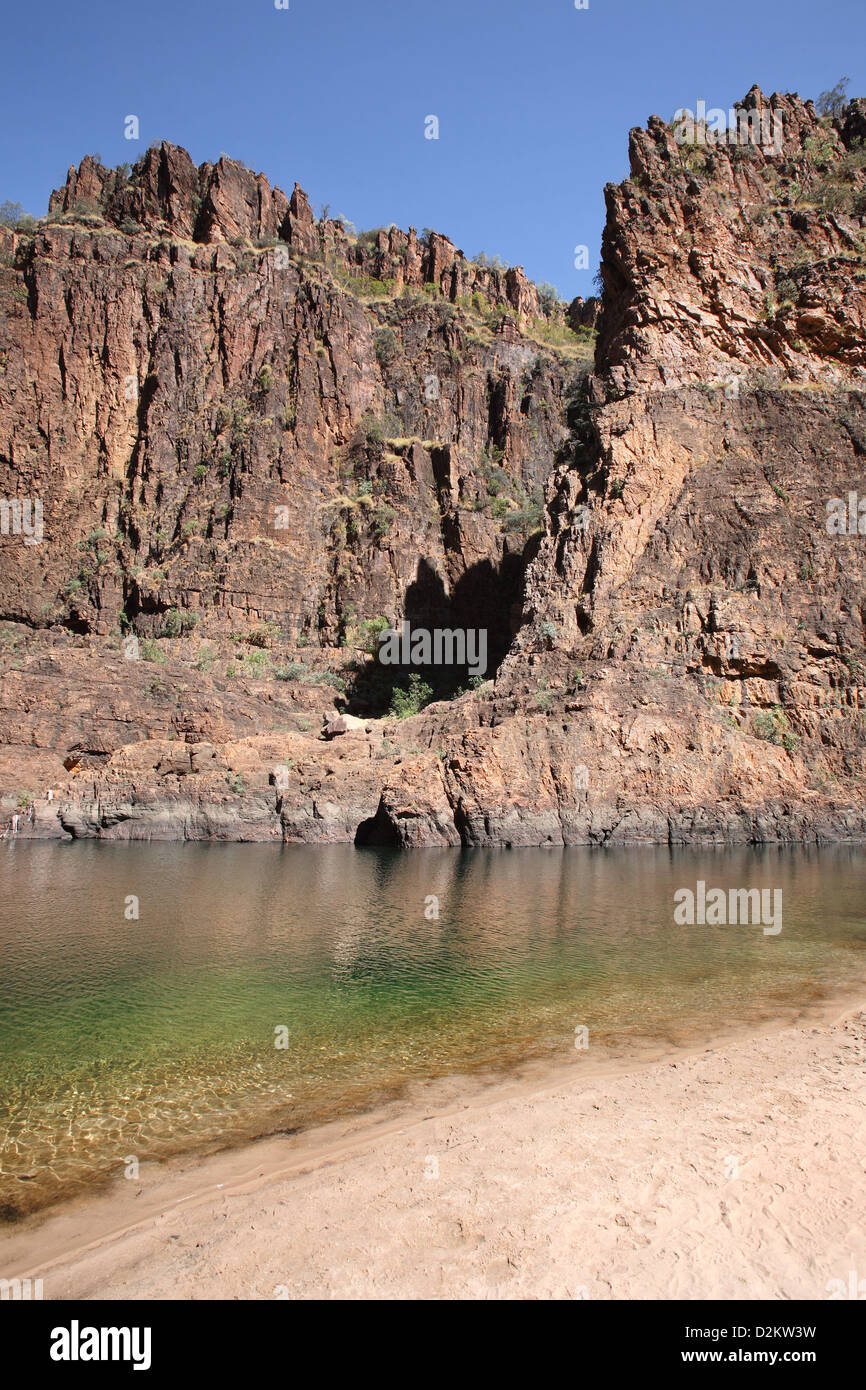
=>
[2,842,866,1217]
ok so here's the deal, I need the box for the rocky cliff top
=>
[597,85,866,390]
[45,141,586,329]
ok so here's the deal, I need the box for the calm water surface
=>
[2,842,866,1216]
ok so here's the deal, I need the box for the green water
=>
[2,842,866,1218]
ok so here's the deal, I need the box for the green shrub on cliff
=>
[161,607,197,638]
[752,706,798,753]
[353,615,390,654]
[140,639,165,664]
[501,496,545,536]
[374,327,399,365]
[371,503,397,539]
[238,650,270,676]
[247,620,279,648]
[388,673,433,719]
[274,662,345,693]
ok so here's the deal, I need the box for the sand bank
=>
[2,1002,865,1300]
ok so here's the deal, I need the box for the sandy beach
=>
[2,999,865,1301]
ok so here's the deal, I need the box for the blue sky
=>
[1,0,863,299]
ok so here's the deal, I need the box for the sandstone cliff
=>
[1,87,864,846]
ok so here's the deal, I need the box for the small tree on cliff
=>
[817,77,849,119]
[536,282,561,315]
[0,200,36,230]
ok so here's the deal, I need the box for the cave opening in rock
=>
[343,543,539,716]
[354,800,402,846]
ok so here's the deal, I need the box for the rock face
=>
[1,89,865,846]
[1,144,576,651]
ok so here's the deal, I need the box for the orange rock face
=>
[1,91,865,845]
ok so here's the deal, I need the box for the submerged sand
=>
[1,1002,864,1300]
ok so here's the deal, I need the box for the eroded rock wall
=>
[2,92,865,845]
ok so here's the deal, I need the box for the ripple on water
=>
[2,842,866,1216]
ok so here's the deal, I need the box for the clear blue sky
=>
[1,0,863,298]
